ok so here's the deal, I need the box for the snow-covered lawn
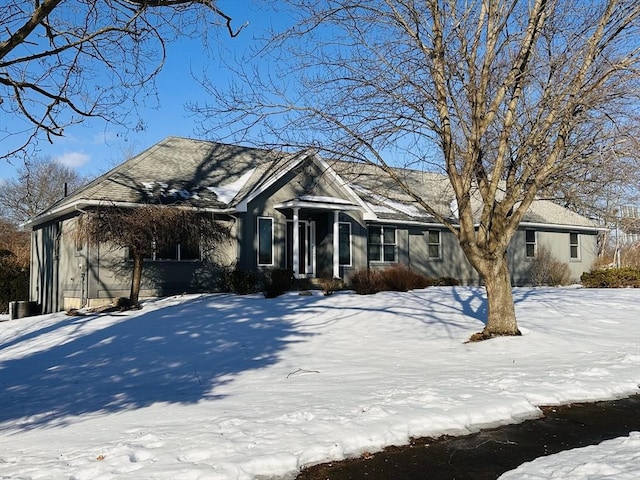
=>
[0,287,638,479]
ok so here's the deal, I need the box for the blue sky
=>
[0,1,276,182]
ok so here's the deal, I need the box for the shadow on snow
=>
[0,294,317,432]
[0,287,547,431]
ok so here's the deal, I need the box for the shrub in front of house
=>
[349,265,443,294]
[220,266,261,295]
[432,276,460,286]
[263,268,294,298]
[349,268,385,295]
[529,246,572,286]
[379,264,433,292]
[581,268,640,288]
[319,277,344,296]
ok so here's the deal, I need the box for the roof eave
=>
[360,217,602,232]
[519,221,604,232]
[23,199,237,229]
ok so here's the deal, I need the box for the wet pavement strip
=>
[296,394,640,480]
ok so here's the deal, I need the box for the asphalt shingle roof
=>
[35,136,597,229]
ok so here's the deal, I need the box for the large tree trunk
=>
[129,253,143,306]
[481,255,521,338]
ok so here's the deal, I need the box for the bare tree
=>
[0,218,30,267]
[195,0,640,338]
[76,205,229,306]
[0,0,246,161]
[0,157,87,224]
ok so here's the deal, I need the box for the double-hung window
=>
[258,217,274,265]
[569,233,580,260]
[427,230,441,259]
[525,229,536,258]
[368,225,396,262]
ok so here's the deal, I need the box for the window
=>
[570,232,580,260]
[258,217,274,265]
[427,230,441,259]
[525,229,536,258]
[142,237,201,261]
[368,225,396,262]
[338,222,352,266]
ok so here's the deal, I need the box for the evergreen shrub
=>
[263,268,294,298]
[0,258,29,314]
[581,268,640,288]
[220,267,261,295]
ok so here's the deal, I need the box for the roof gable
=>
[29,138,295,223]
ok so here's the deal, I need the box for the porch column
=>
[293,207,300,278]
[332,210,340,279]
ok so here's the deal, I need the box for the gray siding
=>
[508,228,598,285]
[366,225,597,286]
[32,213,238,312]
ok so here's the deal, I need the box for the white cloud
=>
[54,151,90,169]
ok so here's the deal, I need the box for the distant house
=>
[26,137,600,313]
[618,205,640,246]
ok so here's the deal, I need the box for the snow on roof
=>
[367,203,396,214]
[297,195,355,205]
[351,184,423,218]
[206,168,255,204]
[141,182,201,200]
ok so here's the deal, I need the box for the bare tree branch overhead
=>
[0,0,245,161]
[194,0,640,338]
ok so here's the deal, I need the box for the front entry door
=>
[286,220,315,276]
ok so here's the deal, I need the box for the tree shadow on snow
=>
[0,294,316,432]
[405,286,544,332]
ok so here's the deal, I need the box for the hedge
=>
[581,268,640,288]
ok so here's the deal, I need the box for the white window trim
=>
[338,221,352,266]
[257,216,274,266]
[141,240,201,262]
[525,229,537,258]
[427,230,441,259]
[569,232,580,261]
[368,225,397,263]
